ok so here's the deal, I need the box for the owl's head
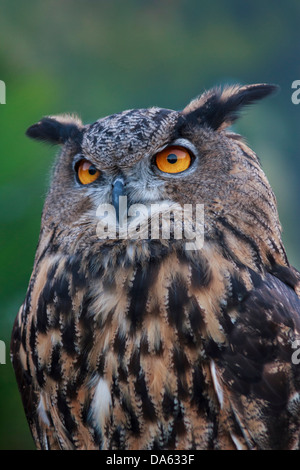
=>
[27,84,285,270]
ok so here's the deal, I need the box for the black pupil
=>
[167,153,177,164]
[88,165,97,175]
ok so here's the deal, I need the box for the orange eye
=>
[155,146,192,174]
[76,159,101,185]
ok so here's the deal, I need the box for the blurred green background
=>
[0,0,299,450]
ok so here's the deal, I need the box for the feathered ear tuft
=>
[26,114,83,144]
[181,83,279,131]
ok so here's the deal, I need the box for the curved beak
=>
[112,177,126,223]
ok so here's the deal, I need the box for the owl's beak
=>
[112,177,126,223]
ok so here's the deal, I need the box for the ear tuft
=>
[181,83,279,131]
[26,114,83,144]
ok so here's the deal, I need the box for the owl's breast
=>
[14,246,238,449]
[76,247,234,449]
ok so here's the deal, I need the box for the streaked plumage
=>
[11,84,300,449]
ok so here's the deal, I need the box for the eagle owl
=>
[11,84,300,450]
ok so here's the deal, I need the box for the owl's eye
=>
[76,159,101,185]
[155,146,192,174]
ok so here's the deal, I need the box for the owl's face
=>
[27,84,281,263]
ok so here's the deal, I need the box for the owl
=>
[11,83,300,450]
